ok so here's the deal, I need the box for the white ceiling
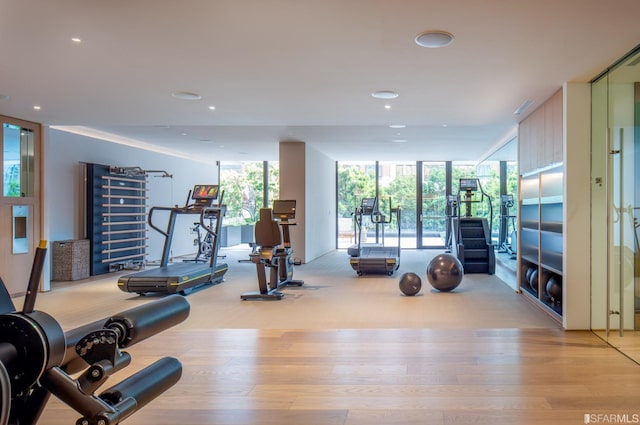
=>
[1,0,640,163]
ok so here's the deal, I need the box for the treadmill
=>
[348,197,401,276]
[118,184,228,295]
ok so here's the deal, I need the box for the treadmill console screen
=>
[459,179,478,192]
[191,185,219,207]
[273,200,296,220]
[361,197,377,214]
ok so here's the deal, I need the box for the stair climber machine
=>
[348,197,401,276]
[497,194,517,259]
[450,178,496,274]
[0,241,190,425]
[118,184,228,295]
[241,200,304,300]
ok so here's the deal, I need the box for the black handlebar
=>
[0,244,190,425]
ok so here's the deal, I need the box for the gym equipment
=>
[497,194,517,258]
[118,185,228,295]
[348,197,401,276]
[444,194,459,252]
[186,214,216,263]
[426,253,464,292]
[399,272,422,296]
[449,178,495,274]
[0,241,189,425]
[241,200,304,300]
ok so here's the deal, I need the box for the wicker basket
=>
[52,239,90,281]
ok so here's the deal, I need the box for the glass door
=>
[591,47,640,363]
[420,162,447,248]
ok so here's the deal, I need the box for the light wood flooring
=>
[11,248,640,425]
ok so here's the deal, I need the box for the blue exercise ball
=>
[426,253,464,292]
[399,272,422,296]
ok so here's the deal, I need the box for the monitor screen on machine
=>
[191,185,219,207]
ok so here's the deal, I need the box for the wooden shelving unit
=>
[518,164,563,318]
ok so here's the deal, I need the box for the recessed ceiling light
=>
[71,37,82,43]
[392,139,407,143]
[415,30,454,48]
[384,104,391,110]
[442,123,448,127]
[389,124,406,129]
[208,105,216,110]
[180,132,188,136]
[171,91,202,101]
[372,90,399,99]
[33,105,41,110]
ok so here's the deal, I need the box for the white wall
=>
[304,145,335,262]
[43,129,219,286]
[563,82,592,330]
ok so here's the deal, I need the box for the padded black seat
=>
[252,208,282,263]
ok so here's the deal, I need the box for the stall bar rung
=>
[102,204,147,208]
[102,245,148,255]
[101,253,146,263]
[102,221,146,226]
[102,229,147,235]
[101,237,148,244]
[102,212,147,217]
[101,184,148,192]
[102,194,148,200]
[101,175,149,184]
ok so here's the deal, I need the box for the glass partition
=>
[591,46,640,363]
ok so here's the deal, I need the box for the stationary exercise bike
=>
[0,241,190,425]
[240,200,304,300]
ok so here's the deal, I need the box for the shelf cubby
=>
[518,164,564,318]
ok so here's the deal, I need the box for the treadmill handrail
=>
[147,206,173,238]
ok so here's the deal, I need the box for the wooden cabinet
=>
[518,89,563,174]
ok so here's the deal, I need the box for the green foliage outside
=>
[337,161,518,242]
[222,160,518,242]
[220,162,279,226]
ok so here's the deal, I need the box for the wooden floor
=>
[14,248,640,425]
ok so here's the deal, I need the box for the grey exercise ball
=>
[426,253,464,292]
[399,272,422,296]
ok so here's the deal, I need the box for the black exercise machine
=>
[0,241,189,425]
[498,194,517,258]
[450,178,495,274]
[348,196,401,276]
[118,184,228,295]
[240,200,304,300]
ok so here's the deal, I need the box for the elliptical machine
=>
[0,241,190,425]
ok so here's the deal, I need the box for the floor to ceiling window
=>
[419,162,448,248]
[219,161,278,247]
[336,162,376,249]
[378,161,417,249]
[336,158,515,250]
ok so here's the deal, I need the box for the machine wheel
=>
[179,287,193,296]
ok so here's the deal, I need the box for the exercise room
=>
[2,2,640,425]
